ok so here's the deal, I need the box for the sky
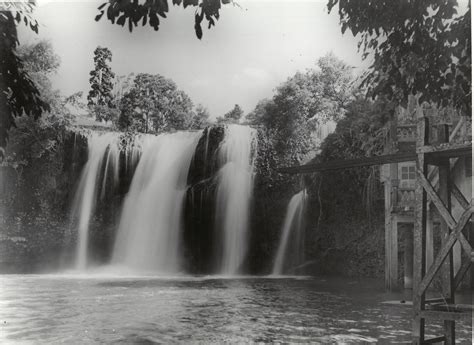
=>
[18,0,366,119]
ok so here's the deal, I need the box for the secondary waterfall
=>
[272,190,307,275]
[111,131,201,273]
[215,125,257,275]
[71,132,120,270]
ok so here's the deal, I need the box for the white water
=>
[272,190,307,275]
[71,132,121,270]
[111,131,201,273]
[215,125,257,275]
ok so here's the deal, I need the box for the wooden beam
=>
[278,145,471,174]
[422,336,446,344]
[456,231,473,258]
[454,255,472,289]
[413,113,429,344]
[420,310,471,322]
[417,142,471,156]
[418,172,473,258]
[451,183,469,211]
[437,124,454,345]
[417,170,456,229]
[418,206,474,296]
[278,152,416,174]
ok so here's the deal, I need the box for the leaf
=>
[95,11,105,22]
[117,14,126,26]
[183,0,199,8]
[149,12,160,30]
[208,17,215,28]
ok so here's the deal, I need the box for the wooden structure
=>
[411,109,472,344]
[278,104,472,343]
[381,107,472,292]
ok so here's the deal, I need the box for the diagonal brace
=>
[417,169,473,255]
[418,205,474,296]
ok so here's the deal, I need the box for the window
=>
[401,166,416,180]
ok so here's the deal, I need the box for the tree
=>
[249,53,354,164]
[117,73,194,133]
[216,104,243,124]
[112,73,135,107]
[190,104,211,129]
[16,41,61,107]
[17,40,60,75]
[87,46,115,122]
[0,3,49,157]
[327,0,471,112]
[245,98,272,126]
[95,0,233,39]
[6,39,74,171]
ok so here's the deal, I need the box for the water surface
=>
[0,275,471,344]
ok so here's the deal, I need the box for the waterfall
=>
[215,125,257,275]
[111,131,201,273]
[272,190,307,275]
[71,132,121,270]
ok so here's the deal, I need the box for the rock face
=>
[184,126,225,273]
[0,131,88,272]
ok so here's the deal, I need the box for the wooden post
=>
[426,207,434,271]
[469,222,474,288]
[384,174,393,290]
[412,109,428,344]
[438,124,455,344]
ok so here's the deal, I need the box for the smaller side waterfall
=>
[272,190,307,275]
[71,132,121,270]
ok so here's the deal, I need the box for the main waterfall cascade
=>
[71,132,122,270]
[112,132,201,273]
[272,189,307,275]
[69,125,258,275]
[215,125,257,274]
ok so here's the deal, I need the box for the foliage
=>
[95,0,234,39]
[318,96,393,162]
[297,96,393,276]
[248,53,354,165]
[216,104,243,124]
[2,38,78,249]
[117,73,194,133]
[112,73,135,106]
[87,46,116,122]
[5,40,73,171]
[0,4,49,154]
[328,0,471,112]
[17,40,60,75]
[190,104,211,129]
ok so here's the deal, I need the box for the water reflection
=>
[0,276,471,344]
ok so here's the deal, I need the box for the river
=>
[0,275,471,344]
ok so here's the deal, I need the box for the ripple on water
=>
[0,275,472,344]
